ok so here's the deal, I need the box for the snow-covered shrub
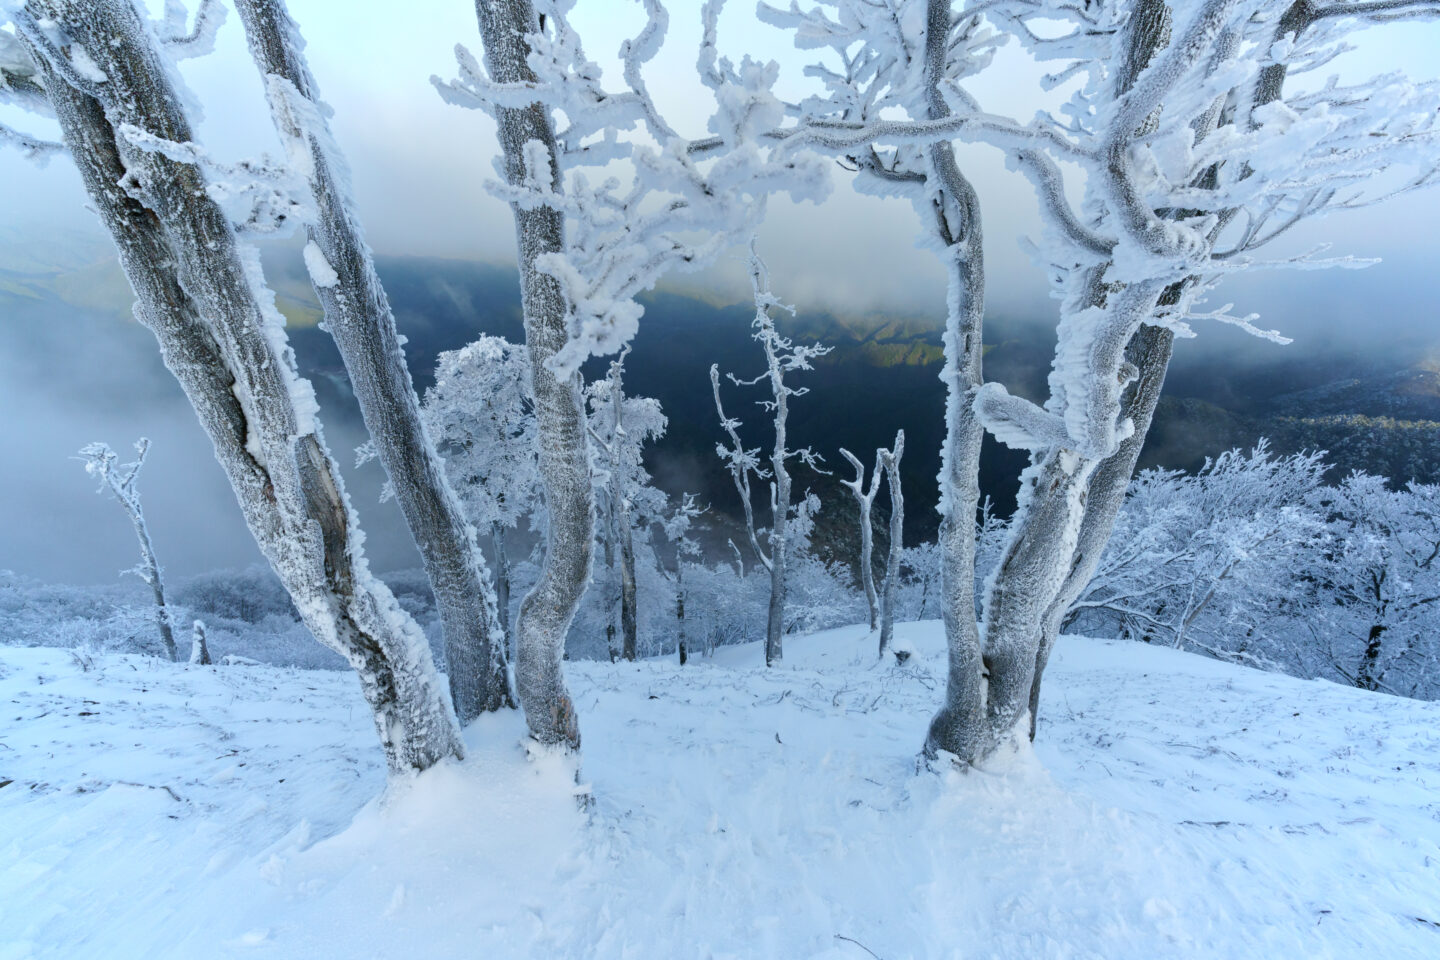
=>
[1070,444,1329,658]
[1307,476,1440,699]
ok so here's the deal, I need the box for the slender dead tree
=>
[712,246,830,666]
[9,0,462,774]
[878,430,905,658]
[231,0,511,721]
[838,446,883,632]
[78,438,176,662]
[588,347,640,661]
[660,493,704,666]
[189,619,212,666]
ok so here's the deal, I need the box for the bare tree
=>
[878,431,905,658]
[771,0,1440,763]
[9,0,462,774]
[660,494,705,666]
[231,0,511,721]
[446,0,589,748]
[586,347,667,662]
[438,0,825,736]
[78,438,176,662]
[838,446,883,632]
[712,246,830,666]
[765,0,993,749]
[599,350,638,662]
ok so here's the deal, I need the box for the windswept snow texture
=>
[2,624,1438,958]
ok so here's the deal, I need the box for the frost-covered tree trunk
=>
[472,0,587,748]
[712,250,827,668]
[958,0,1192,754]
[618,501,638,661]
[79,438,176,661]
[16,0,462,774]
[839,447,881,631]
[762,0,988,741]
[492,522,512,641]
[766,458,791,667]
[1026,324,1173,738]
[878,430,905,658]
[920,0,989,764]
[601,351,640,662]
[599,509,618,662]
[189,619,212,666]
[233,0,511,721]
[675,558,687,666]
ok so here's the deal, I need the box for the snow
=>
[4,622,1439,958]
[300,241,338,288]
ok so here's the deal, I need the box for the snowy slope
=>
[2,624,1437,959]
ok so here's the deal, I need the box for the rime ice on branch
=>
[768,0,1440,763]
[712,245,830,667]
[437,0,826,743]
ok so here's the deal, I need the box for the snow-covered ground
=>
[2,622,1437,959]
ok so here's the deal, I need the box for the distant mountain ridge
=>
[4,240,1437,547]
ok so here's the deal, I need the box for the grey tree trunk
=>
[493,522,512,644]
[473,0,588,749]
[764,361,792,668]
[921,0,989,764]
[619,506,638,661]
[1027,324,1173,739]
[233,0,512,722]
[839,448,880,631]
[134,512,177,663]
[766,473,789,668]
[18,0,463,775]
[965,0,1188,756]
[979,280,1165,749]
[604,355,639,661]
[675,559,687,666]
[80,439,176,660]
[598,501,618,662]
[878,431,905,658]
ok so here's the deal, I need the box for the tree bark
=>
[765,369,792,668]
[234,0,512,721]
[879,431,905,657]
[20,0,462,774]
[493,522,512,645]
[129,499,177,662]
[473,0,588,749]
[1026,324,1174,739]
[676,559,688,666]
[840,448,879,631]
[922,0,988,764]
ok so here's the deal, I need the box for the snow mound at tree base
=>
[2,623,1437,958]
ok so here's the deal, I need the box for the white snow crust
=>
[301,240,338,288]
[2,623,1437,957]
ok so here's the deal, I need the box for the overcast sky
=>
[2,1,1439,584]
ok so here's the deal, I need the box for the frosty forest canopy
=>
[2,0,1439,787]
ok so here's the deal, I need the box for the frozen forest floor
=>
[2,623,1438,959]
